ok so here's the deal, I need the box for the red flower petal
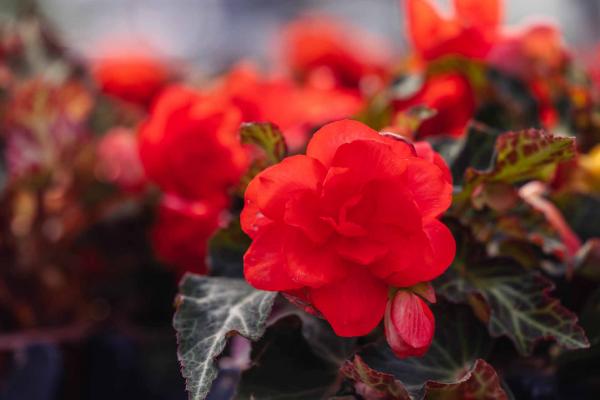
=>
[94,53,169,106]
[384,290,435,358]
[370,228,428,286]
[138,85,248,201]
[413,141,452,184]
[283,190,333,244]
[307,120,387,167]
[251,155,326,221]
[402,157,453,221]
[454,0,502,29]
[151,197,221,277]
[420,219,456,281]
[335,236,389,265]
[284,228,349,287]
[243,224,302,291]
[356,180,423,229]
[379,220,455,287]
[310,267,388,336]
[239,200,266,239]
[407,0,456,56]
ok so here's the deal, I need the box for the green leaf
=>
[389,105,437,138]
[238,122,287,191]
[342,304,507,400]
[354,93,393,131]
[270,301,357,366]
[456,129,576,207]
[477,68,541,131]
[427,56,488,93]
[173,275,276,400]
[237,314,342,399]
[342,355,411,399]
[207,219,249,278]
[431,122,502,185]
[436,225,589,355]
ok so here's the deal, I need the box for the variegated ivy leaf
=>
[455,129,575,208]
[342,305,508,400]
[436,224,589,355]
[173,275,276,400]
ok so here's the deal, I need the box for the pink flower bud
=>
[384,290,434,358]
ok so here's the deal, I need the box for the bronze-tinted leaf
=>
[342,305,506,400]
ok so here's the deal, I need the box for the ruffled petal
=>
[402,157,452,221]
[420,219,456,282]
[378,220,455,287]
[413,141,452,184]
[306,120,387,167]
[330,140,408,181]
[283,190,333,244]
[370,227,427,286]
[243,224,302,291]
[335,236,389,265]
[310,268,388,336]
[284,228,349,287]
[241,176,273,238]
[356,180,422,229]
[250,155,326,221]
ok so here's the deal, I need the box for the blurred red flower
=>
[138,85,249,205]
[384,290,435,358]
[281,15,391,90]
[151,195,222,276]
[241,120,455,336]
[139,86,249,274]
[215,64,364,149]
[393,73,476,138]
[93,53,169,107]
[406,0,502,61]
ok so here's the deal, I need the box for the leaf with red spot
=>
[455,129,575,208]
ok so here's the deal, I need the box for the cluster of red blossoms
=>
[404,0,568,131]
[241,120,454,355]
[89,0,575,358]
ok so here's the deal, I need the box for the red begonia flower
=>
[393,73,475,138]
[151,195,222,277]
[242,120,455,337]
[384,290,435,358]
[216,64,363,149]
[281,15,390,89]
[406,0,502,61]
[93,53,169,106]
[138,85,249,204]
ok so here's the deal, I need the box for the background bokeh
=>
[1,1,600,400]
[2,0,600,73]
